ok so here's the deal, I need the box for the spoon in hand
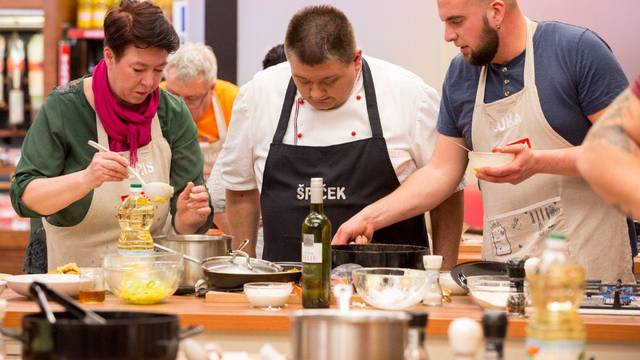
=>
[87,140,174,202]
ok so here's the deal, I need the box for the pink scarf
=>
[91,59,159,165]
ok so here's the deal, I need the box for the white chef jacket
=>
[219,55,449,192]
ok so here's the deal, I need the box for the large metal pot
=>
[290,309,409,360]
[155,234,232,287]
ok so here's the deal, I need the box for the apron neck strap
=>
[361,58,383,138]
[271,57,383,144]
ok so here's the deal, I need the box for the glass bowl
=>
[103,252,183,305]
[352,268,428,310]
[243,282,292,309]
[467,275,520,309]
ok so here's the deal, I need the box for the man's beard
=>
[466,17,500,66]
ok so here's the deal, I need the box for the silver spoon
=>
[448,139,472,152]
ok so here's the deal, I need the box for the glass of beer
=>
[79,267,106,304]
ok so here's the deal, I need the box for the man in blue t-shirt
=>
[333,0,635,283]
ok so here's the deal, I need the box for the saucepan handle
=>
[179,325,204,340]
[0,326,24,342]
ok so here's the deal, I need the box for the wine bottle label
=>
[301,234,322,263]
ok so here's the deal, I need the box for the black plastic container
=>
[331,244,429,269]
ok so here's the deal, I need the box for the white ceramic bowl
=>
[143,182,174,204]
[468,151,514,170]
[244,282,292,308]
[439,272,467,295]
[6,274,91,297]
[352,268,428,310]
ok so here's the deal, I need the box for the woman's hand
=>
[175,182,212,234]
[83,152,130,188]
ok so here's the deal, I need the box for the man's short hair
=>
[165,43,218,84]
[262,44,286,70]
[284,5,356,66]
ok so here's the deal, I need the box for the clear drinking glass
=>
[79,267,106,304]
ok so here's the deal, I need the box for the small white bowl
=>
[143,182,174,204]
[468,151,514,170]
[439,272,467,295]
[244,282,292,309]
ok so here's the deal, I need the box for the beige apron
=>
[200,93,227,179]
[44,79,172,270]
[471,19,633,283]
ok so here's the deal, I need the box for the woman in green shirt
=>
[10,0,212,271]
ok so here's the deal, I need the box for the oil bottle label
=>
[526,339,585,360]
[301,234,322,263]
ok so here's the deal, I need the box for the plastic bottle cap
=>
[482,310,508,338]
[524,257,540,276]
[547,232,566,241]
[448,317,482,355]
[408,311,429,328]
[423,255,443,269]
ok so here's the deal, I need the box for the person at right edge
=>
[333,0,635,283]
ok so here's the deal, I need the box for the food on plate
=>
[51,262,81,275]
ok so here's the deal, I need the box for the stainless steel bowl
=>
[290,309,409,360]
[155,234,232,287]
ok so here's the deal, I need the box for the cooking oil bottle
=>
[117,183,155,253]
[526,233,586,359]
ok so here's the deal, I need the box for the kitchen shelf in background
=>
[66,28,104,40]
[0,129,27,138]
[0,229,29,274]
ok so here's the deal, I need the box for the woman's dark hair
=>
[262,44,286,69]
[104,0,180,60]
[284,5,356,66]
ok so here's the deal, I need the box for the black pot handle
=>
[179,325,204,340]
[0,326,25,342]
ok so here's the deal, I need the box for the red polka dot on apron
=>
[297,133,303,139]
[356,95,362,101]
[351,131,356,137]
[298,98,304,105]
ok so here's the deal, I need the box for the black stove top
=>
[581,280,639,311]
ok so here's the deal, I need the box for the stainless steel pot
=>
[155,234,232,287]
[290,310,409,360]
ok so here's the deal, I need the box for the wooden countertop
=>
[2,289,639,342]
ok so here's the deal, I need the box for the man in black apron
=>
[221,5,464,264]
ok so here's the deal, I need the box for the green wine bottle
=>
[301,177,332,308]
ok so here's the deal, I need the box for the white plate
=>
[6,274,91,297]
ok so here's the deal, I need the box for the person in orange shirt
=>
[162,43,239,179]
[163,43,238,233]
